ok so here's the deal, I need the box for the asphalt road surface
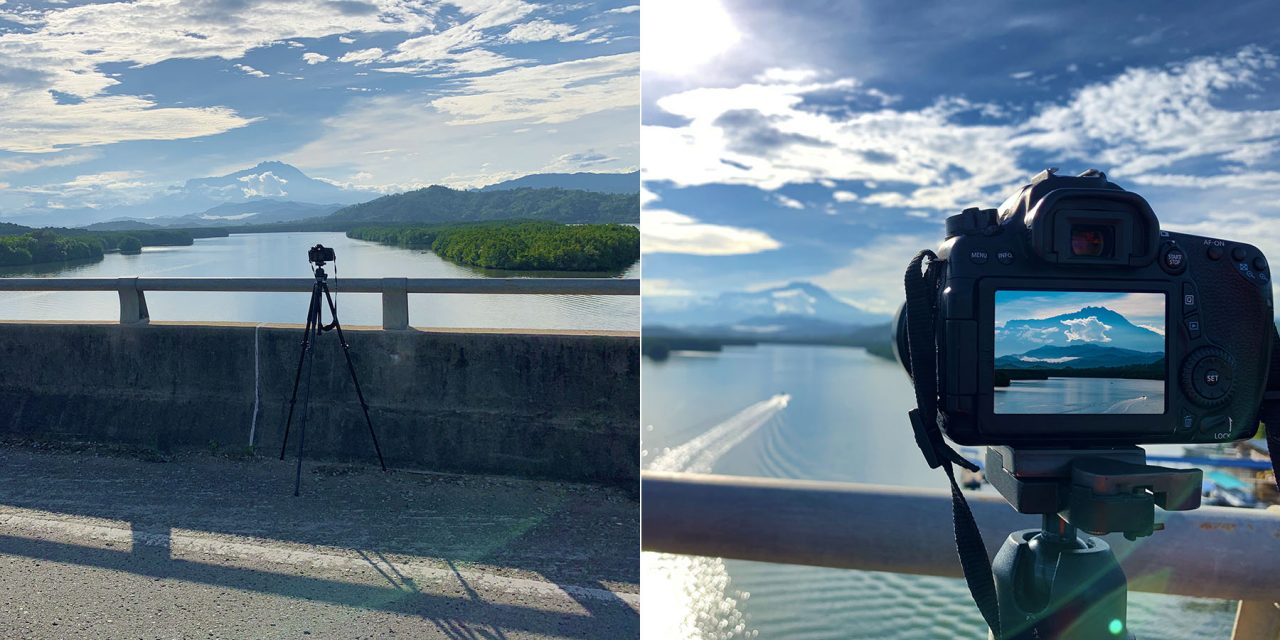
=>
[0,442,639,639]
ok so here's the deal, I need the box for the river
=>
[0,232,638,331]
[641,343,1236,640]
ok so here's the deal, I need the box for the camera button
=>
[996,250,1014,265]
[1184,315,1201,339]
[1160,244,1187,274]
[968,250,989,264]
[1254,256,1267,272]
[1182,283,1198,314]
[1232,246,1247,261]
[1181,413,1195,431]
[1207,245,1223,260]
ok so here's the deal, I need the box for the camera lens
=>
[1071,225,1109,257]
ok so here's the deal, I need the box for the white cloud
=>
[234,64,268,78]
[430,52,638,125]
[237,171,289,197]
[643,47,1280,215]
[642,278,696,297]
[338,47,385,65]
[811,234,934,315]
[642,208,781,256]
[0,0,438,153]
[832,190,858,202]
[286,93,637,189]
[606,5,639,14]
[0,150,98,174]
[504,19,576,43]
[338,36,356,44]
[774,194,804,209]
[1021,46,1280,177]
[1061,316,1113,343]
[302,52,329,65]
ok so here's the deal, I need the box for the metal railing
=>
[0,277,639,329]
[642,471,1280,638]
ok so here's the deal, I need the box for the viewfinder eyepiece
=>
[1070,224,1113,258]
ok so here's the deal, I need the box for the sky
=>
[995,291,1166,335]
[641,0,1280,319]
[0,0,639,221]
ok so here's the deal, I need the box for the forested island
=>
[348,221,639,272]
[0,228,221,267]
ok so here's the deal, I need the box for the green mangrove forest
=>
[347,221,640,272]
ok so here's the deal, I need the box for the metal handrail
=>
[0,277,639,329]
[641,470,1280,602]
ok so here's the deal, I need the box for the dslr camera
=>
[308,244,336,265]
[896,168,1273,447]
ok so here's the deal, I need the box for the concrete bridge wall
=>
[0,322,639,485]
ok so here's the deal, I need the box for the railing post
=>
[1233,600,1280,639]
[381,277,409,330]
[116,277,149,325]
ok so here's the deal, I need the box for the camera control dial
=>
[1180,346,1235,408]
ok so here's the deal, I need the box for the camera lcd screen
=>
[993,290,1166,414]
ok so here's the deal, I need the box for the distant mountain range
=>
[644,281,889,332]
[328,185,638,225]
[995,343,1164,370]
[996,305,1163,356]
[480,171,639,194]
[4,162,640,228]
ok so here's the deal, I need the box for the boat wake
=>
[642,393,790,640]
[647,393,790,474]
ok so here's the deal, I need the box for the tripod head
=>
[986,446,1202,540]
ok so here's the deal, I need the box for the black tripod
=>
[984,446,1202,639]
[279,263,386,496]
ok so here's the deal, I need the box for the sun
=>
[642,0,742,76]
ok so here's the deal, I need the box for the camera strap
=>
[902,250,1002,637]
[1261,325,1280,492]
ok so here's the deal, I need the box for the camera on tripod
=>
[895,167,1273,447]
[308,244,336,266]
[896,168,1278,639]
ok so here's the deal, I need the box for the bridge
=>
[0,276,639,639]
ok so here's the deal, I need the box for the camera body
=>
[308,244,335,265]
[912,169,1273,447]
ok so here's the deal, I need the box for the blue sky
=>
[641,0,1280,319]
[995,291,1165,333]
[0,0,638,222]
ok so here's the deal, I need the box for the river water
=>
[0,232,638,331]
[641,343,1236,640]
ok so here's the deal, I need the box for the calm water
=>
[641,343,1235,640]
[0,232,638,330]
[995,377,1164,414]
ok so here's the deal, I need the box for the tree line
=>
[331,186,639,225]
[0,227,201,267]
[348,221,640,272]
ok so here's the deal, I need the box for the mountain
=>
[996,305,1163,356]
[328,185,639,225]
[8,161,378,227]
[643,281,889,328]
[82,220,163,231]
[995,343,1164,370]
[480,171,640,194]
[162,200,342,227]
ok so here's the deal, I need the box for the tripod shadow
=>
[0,446,638,639]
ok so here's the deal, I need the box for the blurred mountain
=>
[643,281,889,329]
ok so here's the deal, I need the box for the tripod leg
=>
[322,285,387,471]
[292,296,321,497]
[280,286,320,460]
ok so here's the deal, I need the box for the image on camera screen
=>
[993,291,1166,414]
